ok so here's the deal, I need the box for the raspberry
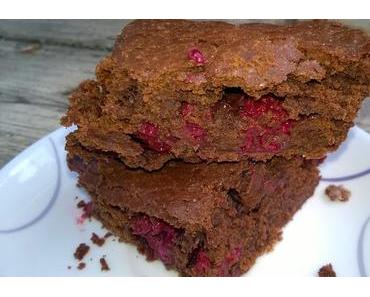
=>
[185,122,206,142]
[138,121,158,138]
[180,102,193,117]
[241,95,288,121]
[137,122,173,153]
[188,48,205,65]
[132,215,178,265]
[240,95,294,154]
[240,127,282,154]
[225,247,242,264]
[217,247,242,276]
[194,250,211,275]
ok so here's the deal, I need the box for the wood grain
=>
[0,39,109,166]
[0,20,369,168]
[0,20,128,49]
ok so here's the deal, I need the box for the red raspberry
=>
[137,122,172,153]
[241,95,288,121]
[240,127,282,154]
[188,48,206,65]
[194,250,211,275]
[132,215,178,265]
[185,122,206,142]
[240,95,294,154]
[217,247,242,276]
[180,102,193,117]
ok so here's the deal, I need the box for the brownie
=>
[66,133,320,276]
[62,20,370,170]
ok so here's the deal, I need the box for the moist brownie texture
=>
[62,20,370,170]
[66,133,320,276]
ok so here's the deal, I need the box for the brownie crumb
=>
[325,185,351,202]
[104,232,113,239]
[77,200,86,208]
[100,257,110,271]
[67,266,71,270]
[318,264,336,277]
[74,243,90,261]
[82,201,94,218]
[77,262,86,270]
[91,232,105,247]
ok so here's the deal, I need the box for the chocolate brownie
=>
[62,20,370,170]
[66,133,319,276]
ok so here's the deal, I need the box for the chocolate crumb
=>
[318,264,336,277]
[100,257,110,271]
[104,232,113,239]
[67,266,71,270]
[75,196,78,200]
[91,232,105,247]
[77,200,87,208]
[325,185,351,202]
[77,262,86,270]
[74,243,90,261]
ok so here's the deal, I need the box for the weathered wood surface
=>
[0,20,369,168]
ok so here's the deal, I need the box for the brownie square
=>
[66,134,319,276]
[62,20,370,170]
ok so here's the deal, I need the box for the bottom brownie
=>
[67,133,319,276]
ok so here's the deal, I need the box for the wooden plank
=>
[0,20,129,49]
[0,103,62,165]
[0,20,369,51]
[0,39,108,166]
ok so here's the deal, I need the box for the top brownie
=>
[62,20,370,170]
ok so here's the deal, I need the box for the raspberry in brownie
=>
[62,20,370,170]
[66,133,320,276]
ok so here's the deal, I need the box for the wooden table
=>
[0,20,369,168]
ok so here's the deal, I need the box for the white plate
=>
[0,126,369,276]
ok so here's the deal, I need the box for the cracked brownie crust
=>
[62,20,370,170]
[66,133,320,276]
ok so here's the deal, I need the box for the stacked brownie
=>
[63,20,370,276]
